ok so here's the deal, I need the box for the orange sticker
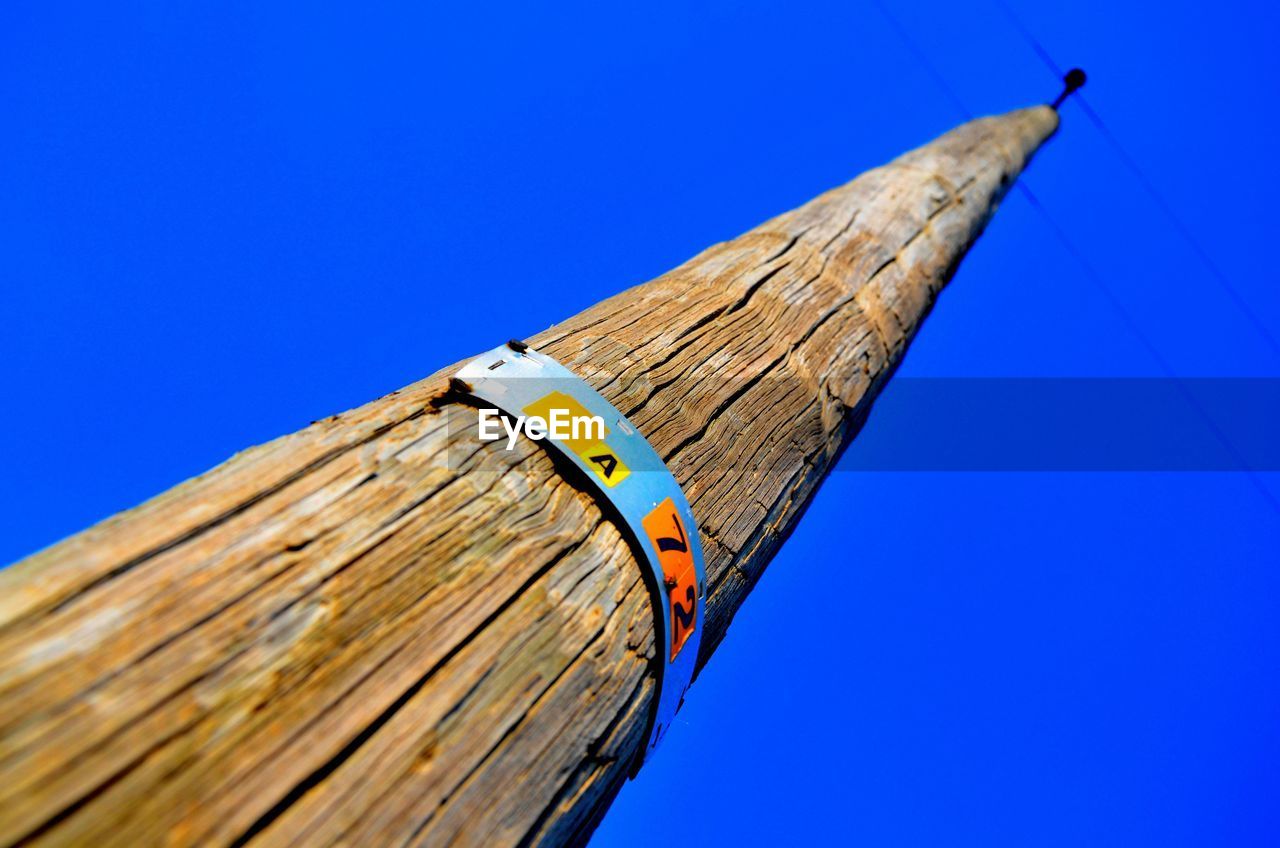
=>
[642,497,698,661]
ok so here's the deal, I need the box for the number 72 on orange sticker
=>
[641,497,698,662]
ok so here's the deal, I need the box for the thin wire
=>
[1017,182,1280,514]
[994,0,1280,361]
[871,0,1280,517]
[869,0,972,121]
[992,0,1064,78]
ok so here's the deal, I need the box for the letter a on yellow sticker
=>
[520,391,629,487]
[581,442,630,488]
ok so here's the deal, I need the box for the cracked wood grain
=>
[0,106,1058,847]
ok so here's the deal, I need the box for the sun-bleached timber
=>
[0,106,1058,847]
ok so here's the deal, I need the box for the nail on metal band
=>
[454,342,705,762]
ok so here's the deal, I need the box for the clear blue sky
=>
[2,1,1278,845]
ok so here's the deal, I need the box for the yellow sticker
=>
[579,441,631,488]
[521,392,631,487]
[521,391,609,455]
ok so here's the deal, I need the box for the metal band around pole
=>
[453,341,705,764]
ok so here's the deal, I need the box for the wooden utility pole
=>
[0,105,1058,847]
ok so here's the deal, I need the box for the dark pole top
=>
[1052,67,1087,110]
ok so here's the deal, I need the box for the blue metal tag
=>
[454,342,706,762]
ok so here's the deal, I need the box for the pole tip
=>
[1052,68,1087,110]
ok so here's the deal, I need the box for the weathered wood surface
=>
[0,106,1058,847]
